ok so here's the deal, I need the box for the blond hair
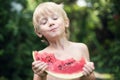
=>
[33,2,70,43]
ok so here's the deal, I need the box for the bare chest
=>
[53,48,83,61]
[45,43,85,61]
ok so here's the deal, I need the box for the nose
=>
[48,18,55,27]
[49,23,54,27]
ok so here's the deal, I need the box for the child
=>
[32,2,95,80]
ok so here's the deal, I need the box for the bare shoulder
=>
[79,43,89,53]
[71,42,90,61]
[71,42,88,50]
[38,47,49,54]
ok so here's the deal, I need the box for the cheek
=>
[40,26,52,34]
[39,25,47,31]
[59,21,66,30]
[57,19,65,27]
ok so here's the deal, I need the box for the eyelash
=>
[40,16,58,25]
[40,20,47,25]
[52,17,58,20]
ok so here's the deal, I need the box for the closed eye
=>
[52,15,58,20]
[40,18,47,25]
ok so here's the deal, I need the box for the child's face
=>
[38,12,67,40]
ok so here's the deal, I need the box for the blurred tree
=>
[0,0,45,80]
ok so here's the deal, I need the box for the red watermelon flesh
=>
[33,51,86,79]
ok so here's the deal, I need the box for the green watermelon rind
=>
[33,51,37,61]
[32,51,84,79]
[46,70,83,79]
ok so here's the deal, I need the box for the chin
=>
[49,33,61,39]
[46,31,64,39]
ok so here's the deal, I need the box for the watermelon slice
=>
[32,51,86,79]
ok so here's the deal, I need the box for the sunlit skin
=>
[38,13,67,41]
[32,2,95,80]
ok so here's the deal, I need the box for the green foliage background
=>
[0,0,120,80]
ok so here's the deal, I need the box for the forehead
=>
[40,10,59,19]
[38,4,62,17]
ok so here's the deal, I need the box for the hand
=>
[82,62,95,76]
[32,61,48,77]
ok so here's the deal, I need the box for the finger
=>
[32,62,42,70]
[90,62,95,70]
[38,66,47,76]
[36,63,47,73]
[83,62,95,76]
[40,64,48,72]
[87,62,95,71]
[84,64,93,73]
[86,62,95,70]
[36,64,48,76]
[32,62,45,73]
[82,71,86,76]
[32,61,41,67]
[83,67,90,76]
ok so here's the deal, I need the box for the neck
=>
[48,37,70,50]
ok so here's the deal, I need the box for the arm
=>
[80,43,96,80]
[81,72,96,80]
[33,74,47,80]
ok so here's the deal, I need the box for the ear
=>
[65,18,69,28]
[35,30,42,38]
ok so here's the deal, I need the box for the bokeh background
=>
[0,0,120,80]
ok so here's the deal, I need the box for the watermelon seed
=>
[65,61,74,66]
[58,65,63,70]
